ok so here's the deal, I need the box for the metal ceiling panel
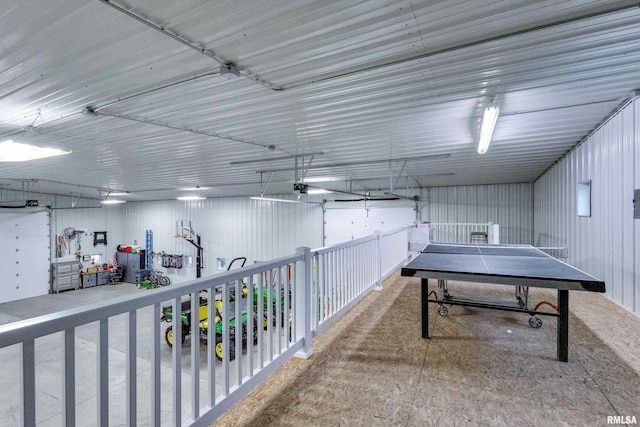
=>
[1,0,639,201]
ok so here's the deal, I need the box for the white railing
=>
[0,229,409,426]
[0,251,310,426]
[311,227,408,335]
[428,222,499,244]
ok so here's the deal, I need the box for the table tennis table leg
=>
[421,278,431,339]
[557,289,569,362]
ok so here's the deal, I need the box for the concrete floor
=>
[0,282,263,426]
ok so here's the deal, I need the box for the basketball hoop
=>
[175,234,188,239]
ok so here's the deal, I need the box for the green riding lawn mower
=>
[161,296,258,361]
[159,257,291,361]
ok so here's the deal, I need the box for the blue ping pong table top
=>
[402,243,605,292]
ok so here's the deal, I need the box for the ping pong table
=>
[401,243,606,362]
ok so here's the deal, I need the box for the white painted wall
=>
[123,196,323,283]
[420,183,533,244]
[534,97,639,316]
[50,196,126,269]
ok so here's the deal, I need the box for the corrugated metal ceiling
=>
[1,0,639,201]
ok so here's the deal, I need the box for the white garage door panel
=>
[324,207,415,246]
[0,211,51,303]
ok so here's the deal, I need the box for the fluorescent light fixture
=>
[101,199,126,204]
[0,139,71,162]
[177,196,206,201]
[302,176,344,183]
[477,105,500,154]
[307,188,333,195]
[250,196,301,204]
[181,186,210,191]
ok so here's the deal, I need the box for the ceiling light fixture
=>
[477,104,500,154]
[307,188,333,195]
[0,139,71,162]
[250,196,301,204]
[177,195,206,201]
[101,199,126,204]
[181,186,210,191]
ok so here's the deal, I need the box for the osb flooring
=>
[214,271,640,427]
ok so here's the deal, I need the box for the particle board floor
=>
[214,271,640,427]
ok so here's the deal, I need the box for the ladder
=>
[145,230,153,269]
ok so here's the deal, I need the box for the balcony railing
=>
[0,226,409,426]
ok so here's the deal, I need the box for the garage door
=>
[324,206,415,246]
[0,209,51,303]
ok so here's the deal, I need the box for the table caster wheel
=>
[437,305,448,316]
[529,316,542,328]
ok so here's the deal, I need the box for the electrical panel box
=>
[634,189,640,219]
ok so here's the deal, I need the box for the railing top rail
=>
[312,234,376,255]
[379,225,410,237]
[0,252,302,348]
[427,222,494,226]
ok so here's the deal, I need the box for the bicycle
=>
[138,270,171,289]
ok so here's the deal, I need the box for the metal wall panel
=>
[534,98,638,316]
[420,183,533,244]
[122,196,323,283]
[0,189,126,272]
[49,197,126,268]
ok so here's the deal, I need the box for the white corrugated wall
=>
[420,184,533,244]
[50,196,126,267]
[0,190,322,285]
[534,98,639,316]
[122,197,323,283]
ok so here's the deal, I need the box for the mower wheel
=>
[215,334,236,361]
[165,325,185,348]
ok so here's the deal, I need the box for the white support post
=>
[63,328,75,426]
[374,231,383,290]
[151,303,161,427]
[98,319,109,426]
[172,297,182,427]
[190,292,200,421]
[295,247,313,359]
[126,311,137,427]
[488,223,500,244]
[22,339,36,427]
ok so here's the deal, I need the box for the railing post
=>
[295,247,314,359]
[374,231,383,291]
[488,222,500,244]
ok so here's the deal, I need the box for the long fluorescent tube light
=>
[101,199,126,204]
[0,139,71,162]
[181,186,210,191]
[177,196,206,201]
[477,105,500,154]
[307,188,333,194]
[250,196,301,204]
